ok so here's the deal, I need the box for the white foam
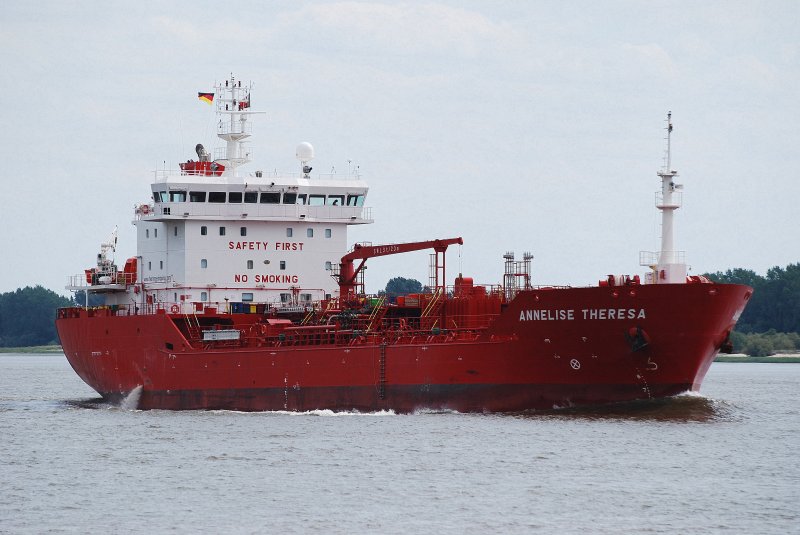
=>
[674,390,708,399]
[272,408,396,417]
[206,408,397,416]
[119,385,143,410]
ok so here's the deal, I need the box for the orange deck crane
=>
[337,237,463,299]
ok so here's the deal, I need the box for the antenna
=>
[665,111,673,172]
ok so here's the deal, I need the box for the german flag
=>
[197,92,214,104]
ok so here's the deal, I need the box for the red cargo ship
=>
[56,76,751,411]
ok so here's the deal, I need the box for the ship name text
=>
[519,308,647,322]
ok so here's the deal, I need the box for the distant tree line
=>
[0,286,72,347]
[704,264,800,333]
[705,263,800,356]
[383,277,423,302]
[729,330,800,357]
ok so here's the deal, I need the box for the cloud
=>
[150,15,206,45]
[275,2,523,58]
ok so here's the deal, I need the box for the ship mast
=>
[214,74,265,175]
[652,112,687,284]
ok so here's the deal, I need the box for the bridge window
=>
[153,192,161,202]
[201,226,207,235]
[189,191,206,202]
[327,195,344,206]
[325,228,332,238]
[208,192,226,203]
[286,228,293,237]
[244,191,258,203]
[283,193,297,204]
[309,195,325,206]
[201,259,207,268]
[347,194,365,207]
[170,191,186,202]
[296,194,307,205]
[229,192,243,203]
[260,192,280,204]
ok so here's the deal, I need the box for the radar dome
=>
[296,142,315,163]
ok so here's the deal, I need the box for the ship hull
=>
[56,283,752,412]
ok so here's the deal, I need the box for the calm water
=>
[1,354,798,534]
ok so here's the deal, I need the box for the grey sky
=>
[1,1,797,294]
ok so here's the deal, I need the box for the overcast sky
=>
[2,1,798,295]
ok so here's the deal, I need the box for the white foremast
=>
[641,112,687,284]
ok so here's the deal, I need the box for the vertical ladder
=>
[379,343,387,400]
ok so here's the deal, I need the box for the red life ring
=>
[170,304,180,314]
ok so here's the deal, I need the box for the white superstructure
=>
[70,75,373,312]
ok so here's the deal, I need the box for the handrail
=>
[366,295,387,332]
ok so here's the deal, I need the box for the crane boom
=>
[338,237,463,299]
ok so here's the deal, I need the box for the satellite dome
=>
[296,142,315,163]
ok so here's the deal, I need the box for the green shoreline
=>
[1,345,798,362]
[714,355,800,363]
[0,345,63,353]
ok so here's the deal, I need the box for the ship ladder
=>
[303,299,333,325]
[366,295,387,332]
[184,312,202,341]
[421,288,444,329]
[379,343,387,400]
[301,308,315,325]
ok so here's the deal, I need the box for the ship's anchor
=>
[625,326,650,352]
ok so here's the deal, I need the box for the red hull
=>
[56,283,751,412]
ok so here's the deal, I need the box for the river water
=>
[1,354,797,534]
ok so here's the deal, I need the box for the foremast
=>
[641,112,687,284]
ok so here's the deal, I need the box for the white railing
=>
[639,250,686,266]
[655,191,682,209]
[152,168,364,182]
[217,121,254,136]
[140,202,373,222]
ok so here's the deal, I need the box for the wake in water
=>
[514,392,738,423]
[63,385,143,411]
[208,408,398,417]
